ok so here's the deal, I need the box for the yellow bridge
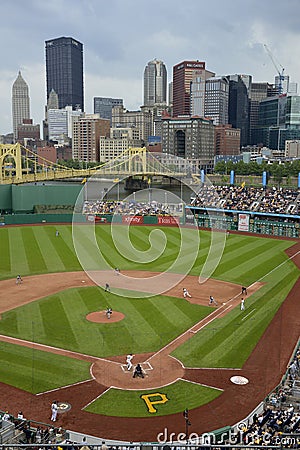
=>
[0,144,199,185]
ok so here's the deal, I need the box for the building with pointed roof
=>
[12,71,30,142]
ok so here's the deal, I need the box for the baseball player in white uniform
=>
[126,354,134,371]
[183,288,192,298]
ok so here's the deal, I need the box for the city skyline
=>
[1,0,300,135]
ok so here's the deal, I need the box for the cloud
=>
[85,73,142,112]
[1,0,300,135]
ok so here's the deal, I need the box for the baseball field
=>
[0,223,299,441]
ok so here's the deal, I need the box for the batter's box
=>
[120,361,153,373]
[141,361,153,372]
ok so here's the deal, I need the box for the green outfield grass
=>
[0,224,298,416]
[0,225,295,281]
[85,380,222,417]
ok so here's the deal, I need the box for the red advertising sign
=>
[122,215,144,224]
[157,216,179,226]
[94,216,106,223]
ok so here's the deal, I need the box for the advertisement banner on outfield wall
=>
[157,215,179,226]
[238,213,250,231]
[122,215,144,224]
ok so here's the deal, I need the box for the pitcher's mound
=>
[86,311,125,323]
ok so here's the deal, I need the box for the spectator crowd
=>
[235,349,300,447]
[82,186,300,218]
[83,200,184,217]
[191,185,300,216]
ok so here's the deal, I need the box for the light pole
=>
[148,178,151,203]
[114,178,120,201]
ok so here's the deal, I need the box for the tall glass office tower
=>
[144,59,167,106]
[45,36,84,111]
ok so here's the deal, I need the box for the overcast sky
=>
[1,0,299,135]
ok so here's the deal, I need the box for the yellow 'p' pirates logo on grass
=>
[141,393,169,413]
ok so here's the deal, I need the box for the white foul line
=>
[242,308,256,321]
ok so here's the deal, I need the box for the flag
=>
[241,181,245,188]
[81,177,87,184]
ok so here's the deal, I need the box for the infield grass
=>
[172,257,298,368]
[0,288,212,357]
[85,380,222,417]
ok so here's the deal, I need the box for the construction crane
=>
[263,44,285,95]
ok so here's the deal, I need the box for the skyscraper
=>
[45,36,84,111]
[204,77,229,125]
[227,74,251,147]
[172,61,215,117]
[249,82,276,145]
[144,59,167,106]
[94,97,123,124]
[12,71,30,142]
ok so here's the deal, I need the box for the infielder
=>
[183,288,192,298]
[209,295,218,306]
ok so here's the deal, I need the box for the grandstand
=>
[191,185,300,216]
[81,184,300,238]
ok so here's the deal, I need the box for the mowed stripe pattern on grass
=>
[0,339,91,393]
[0,285,212,358]
[0,225,81,280]
[172,255,299,368]
[0,224,298,395]
[0,225,295,283]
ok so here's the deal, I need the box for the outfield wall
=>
[1,213,86,225]
[1,211,298,237]
[0,185,12,211]
[194,213,299,238]
[0,184,83,213]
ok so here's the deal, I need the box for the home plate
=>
[82,281,85,283]
[222,302,226,305]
